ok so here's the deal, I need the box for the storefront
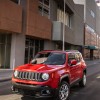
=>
[84,45,98,60]
[84,24,100,59]
[0,33,11,69]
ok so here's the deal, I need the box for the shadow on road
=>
[69,84,87,100]
[70,84,82,93]
[20,85,83,100]
[21,96,53,100]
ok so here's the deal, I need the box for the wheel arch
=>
[83,69,87,75]
[59,74,70,85]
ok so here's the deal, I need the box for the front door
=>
[68,53,80,84]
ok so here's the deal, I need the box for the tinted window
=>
[10,0,19,4]
[75,53,83,62]
[75,53,80,62]
[31,52,66,65]
[68,53,76,64]
[44,53,66,65]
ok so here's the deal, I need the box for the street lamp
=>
[62,0,65,51]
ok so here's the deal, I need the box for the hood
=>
[15,64,64,72]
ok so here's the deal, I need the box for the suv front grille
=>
[16,71,42,81]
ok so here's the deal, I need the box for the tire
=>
[79,73,86,87]
[56,81,70,100]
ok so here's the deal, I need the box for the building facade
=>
[74,0,100,60]
[0,0,84,69]
[84,0,100,60]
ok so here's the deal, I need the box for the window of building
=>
[38,0,50,18]
[85,24,96,46]
[0,34,11,69]
[86,25,95,33]
[10,0,20,4]
[90,10,95,18]
[25,37,44,64]
[57,8,72,28]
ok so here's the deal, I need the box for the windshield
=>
[31,52,66,65]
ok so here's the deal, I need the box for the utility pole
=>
[62,0,65,51]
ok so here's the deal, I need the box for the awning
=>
[84,45,98,50]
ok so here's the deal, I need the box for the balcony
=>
[0,0,22,33]
[52,21,74,44]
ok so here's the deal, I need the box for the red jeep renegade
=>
[12,50,87,100]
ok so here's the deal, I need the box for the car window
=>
[31,52,66,65]
[75,53,80,62]
[31,52,51,64]
[75,53,83,62]
[44,53,66,65]
[79,53,83,60]
[68,53,75,64]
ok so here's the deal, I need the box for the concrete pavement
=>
[0,69,13,82]
[1,62,100,100]
[0,59,100,82]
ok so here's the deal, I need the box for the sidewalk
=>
[0,69,13,82]
[0,59,100,82]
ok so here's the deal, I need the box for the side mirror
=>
[70,59,77,66]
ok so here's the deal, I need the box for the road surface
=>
[0,63,100,100]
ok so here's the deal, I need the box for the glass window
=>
[75,53,80,62]
[44,0,49,6]
[0,44,5,68]
[0,34,5,44]
[5,45,11,68]
[90,10,95,18]
[0,34,11,69]
[68,53,75,64]
[38,0,50,18]
[85,24,97,46]
[31,52,66,65]
[10,0,19,4]
[57,8,72,28]
[25,46,29,64]
[25,37,44,64]
[44,53,66,65]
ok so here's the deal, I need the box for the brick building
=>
[74,0,100,60]
[0,0,85,69]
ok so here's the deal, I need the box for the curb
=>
[0,77,11,82]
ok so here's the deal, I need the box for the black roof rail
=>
[66,50,79,52]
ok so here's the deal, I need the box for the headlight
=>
[41,73,49,81]
[14,70,18,77]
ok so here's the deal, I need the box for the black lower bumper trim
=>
[12,82,56,98]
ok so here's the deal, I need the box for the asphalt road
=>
[0,63,100,100]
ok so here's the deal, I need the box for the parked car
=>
[12,50,87,100]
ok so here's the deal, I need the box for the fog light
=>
[41,89,50,96]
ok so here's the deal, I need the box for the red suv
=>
[12,50,87,100]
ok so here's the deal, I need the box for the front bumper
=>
[12,82,56,98]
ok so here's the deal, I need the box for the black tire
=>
[79,73,86,87]
[56,81,70,100]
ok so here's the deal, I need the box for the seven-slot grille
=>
[16,71,42,81]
